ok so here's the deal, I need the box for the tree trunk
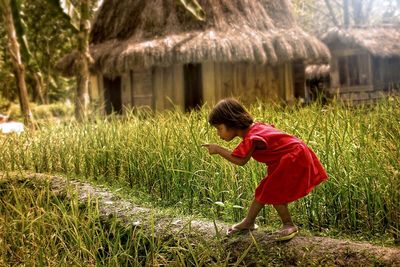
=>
[74,0,91,121]
[33,71,45,104]
[352,0,363,25]
[324,0,340,27]
[22,173,400,267]
[0,0,34,128]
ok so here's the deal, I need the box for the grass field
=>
[1,98,399,244]
[0,178,232,266]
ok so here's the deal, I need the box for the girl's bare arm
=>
[202,144,255,166]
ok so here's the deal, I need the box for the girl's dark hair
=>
[208,98,253,129]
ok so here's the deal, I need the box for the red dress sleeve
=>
[232,135,267,158]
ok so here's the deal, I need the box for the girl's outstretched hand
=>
[202,144,220,155]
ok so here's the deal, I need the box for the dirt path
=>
[4,173,400,266]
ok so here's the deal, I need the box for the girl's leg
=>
[228,199,264,234]
[273,204,298,236]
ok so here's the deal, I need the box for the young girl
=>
[202,98,328,240]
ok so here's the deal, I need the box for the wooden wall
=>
[202,62,294,106]
[153,65,184,111]
[121,72,131,109]
[94,61,297,113]
[89,75,100,101]
[119,66,184,112]
[372,57,400,91]
[89,74,105,114]
[327,41,394,104]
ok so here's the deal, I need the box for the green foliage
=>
[0,178,238,265]
[0,95,13,113]
[1,102,74,121]
[24,0,77,99]
[46,0,80,31]
[0,0,79,104]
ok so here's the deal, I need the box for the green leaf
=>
[46,0,80,31]
[178,0,206,21]
[214,201,225,207]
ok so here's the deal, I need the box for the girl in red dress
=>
[202,98,328,240]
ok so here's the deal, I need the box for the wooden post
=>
[202,62,216,106]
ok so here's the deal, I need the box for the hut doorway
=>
[292,61,306,100]
[103,76,122,114]
[184,63,203,111]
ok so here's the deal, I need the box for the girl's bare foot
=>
[276,224,298,241]
[227,218,258,235]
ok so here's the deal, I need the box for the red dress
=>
[232,122,328,205]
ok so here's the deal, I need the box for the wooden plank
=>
[131,68,153,109]
[202,61,216,106]
[89,75,100,101]
[97,74,106,115]
[266,65,279,101]
[121,72,131,111]
[330,44,362,56]
[163,67,174,109]
[236,63,247,101]
[214,62,222,102]
[278,64,286,101]
[330,56,340,88]
[284,63,294,104]
[221,63,234,98]
[153,67,164,111]
[246,63,256,102]
[173,64,184,111]
[339,85,374,93]
[255,64,267,101]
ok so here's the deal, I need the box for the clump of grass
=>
[0,178,236,266]
[1,98,399,241]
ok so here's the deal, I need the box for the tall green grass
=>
[1,98,399,240]
[0,179,233,266]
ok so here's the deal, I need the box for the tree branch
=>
[324,0,340,26]
[364,0,375,23]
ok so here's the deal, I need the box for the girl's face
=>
[214,124,237,141]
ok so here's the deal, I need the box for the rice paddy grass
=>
[1,98,399,243]
[0,178,233,266]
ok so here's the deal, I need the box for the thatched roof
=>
[322,27,400,58]
[305,64,330,79]
[57,0,330,76]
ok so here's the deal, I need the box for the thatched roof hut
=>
[321,27,400,104]
[58,0,330,113]
[323,27,400,58]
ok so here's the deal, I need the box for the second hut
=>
[321,27,400,104]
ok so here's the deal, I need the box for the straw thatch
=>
[57,0,330,76]
[322,27,400,58]
[305,64,330,79]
